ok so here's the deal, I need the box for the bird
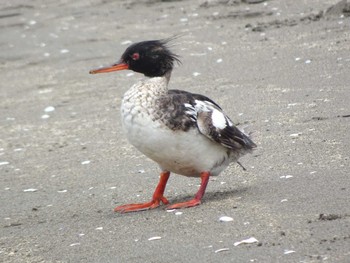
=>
[89,38,256,213]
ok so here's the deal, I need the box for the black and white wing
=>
[173,90,256,151]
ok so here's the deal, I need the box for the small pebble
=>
[0,161,9,166]
[95,227,103,230]
[81,160,90,165]
[41,114,50,119]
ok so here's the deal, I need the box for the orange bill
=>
[89,62,129,74]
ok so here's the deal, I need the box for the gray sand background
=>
[1,0,349,262]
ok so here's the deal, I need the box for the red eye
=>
[132,53,140,60]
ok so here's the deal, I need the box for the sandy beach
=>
[1,0,349,262]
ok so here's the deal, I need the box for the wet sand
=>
[1,0,350,262]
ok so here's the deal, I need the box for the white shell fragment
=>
[280,175,293,179]
[284,249,296,255]
[70,243,80,247]
[60,49,70,54]
[44,106,55,112]
[0,161,9,166]
[219,216,233,222]
[148,236,161,241]
[121,40,132,45]
[81,160,91,165]
[234,237,259,246]
[23,188,38,192]
[95,227,103,230]
[214,248,229,253]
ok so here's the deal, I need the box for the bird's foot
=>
[114,196,169,213]
[166,198,201,210]
[166,171,210,210]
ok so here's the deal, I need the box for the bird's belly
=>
[122,113,231,177]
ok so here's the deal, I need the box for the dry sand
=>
[1,0,350,262]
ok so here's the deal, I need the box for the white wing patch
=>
[211,109,227,129]
[194,99,215,112]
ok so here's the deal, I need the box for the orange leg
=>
[167,171,210,210]
[114,171,170,213]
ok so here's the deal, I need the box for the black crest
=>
[120,39,181,77]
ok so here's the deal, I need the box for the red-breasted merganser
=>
[90,39,256,213]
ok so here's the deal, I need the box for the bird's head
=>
[90,39,180,77]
